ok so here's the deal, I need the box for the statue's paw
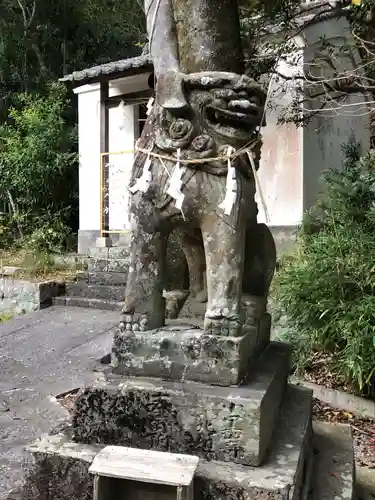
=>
[204,312,241,337]
[119,313,148,333]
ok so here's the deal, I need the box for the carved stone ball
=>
[169,118,192,140]
[191,134,213,152]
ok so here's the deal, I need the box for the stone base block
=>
[73,342,290,467]
[112,319,272,386]
[95,237,112,248]
[24,385,314,500]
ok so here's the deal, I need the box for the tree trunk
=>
[172,0,244,74]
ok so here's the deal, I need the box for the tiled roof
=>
[59,54,153,85]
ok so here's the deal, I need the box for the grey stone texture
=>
[111,321,278,386]
[72,342,289,467]
[53,296,122,312]
[118,0,272,338]
[311,421,355,500]
[357,466,375,500]
[78,271,127,286]
[24,385,314,500]
[66,283,125,302]
[0,279,64,316]
[0,306,119,499]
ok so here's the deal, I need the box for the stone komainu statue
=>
[120,0,276,337]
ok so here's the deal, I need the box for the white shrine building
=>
[60,9,370,254]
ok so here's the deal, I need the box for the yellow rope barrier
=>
[99,140,271,234]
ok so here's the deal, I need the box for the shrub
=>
[274,140,375,396]
[0,82,78,248]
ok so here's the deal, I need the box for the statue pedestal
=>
[74,341,290,467]
[26,385,319,500]
[111,320,271,386]
[23,326,356,500]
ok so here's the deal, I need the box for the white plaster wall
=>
[75,86,101,232]
[75,72,151,236]
[108,104,136,231]
[257,48,304,226]
[302,17,371,210]
[107,73,151,231]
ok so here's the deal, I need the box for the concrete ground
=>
[0,307,118,499]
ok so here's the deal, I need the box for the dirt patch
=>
[313,398,375,468]
[303,352,352,392]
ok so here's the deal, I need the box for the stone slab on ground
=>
[112,323,283,386]
[0,306,119,500]
[66,283,125,302]
[77,271,128,286]
[291,377,375,420]
[311,421,355,500]
[73,343,289,467]
[0,279,65,316]
[23,385,313,500]
[53,296,123,312]
[356,466,375,500]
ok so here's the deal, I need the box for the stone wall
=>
[0,279,65,316]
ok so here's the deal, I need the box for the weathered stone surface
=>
[66,284,125,302]
[111,322,276,386]
[77,271,128,286]
[87,259,108,272]
[53,296,122,312]
[73,342,289,466]
[311,421,355,500]
[0,279,64,316]
[24,385,313,500]
[120,0,271,338]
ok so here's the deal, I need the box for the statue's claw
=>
[119,313,149,333]
[204,312,242,337]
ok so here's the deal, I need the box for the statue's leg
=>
[201,214,246,336]
[163,228,206,320]
[178,228,207,302]
[144,0,187,113]
[120,227,167,332]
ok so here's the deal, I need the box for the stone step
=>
[66,283,125,302]
[76,271,128,286]
[87,247,130,260]
[25,385,314,500]
[356,466,375,500]
[86,257,129,273]
[53,296,122,312]
[73,343,291,468]
[310,421,355,500]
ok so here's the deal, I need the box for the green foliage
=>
[21,210,73,253]
[0,83,78,250]
[274,140,375,395]
[0,311,13,323]
[0,0,144,115]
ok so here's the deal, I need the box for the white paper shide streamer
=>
[117,100,127,131]
[147,97,154,116]
[166,148,185,210]
[219,146,237,215]
[129,152,152,194]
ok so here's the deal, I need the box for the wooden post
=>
[100,81,109,241]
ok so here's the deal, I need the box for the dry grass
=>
[0,249,84,282]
